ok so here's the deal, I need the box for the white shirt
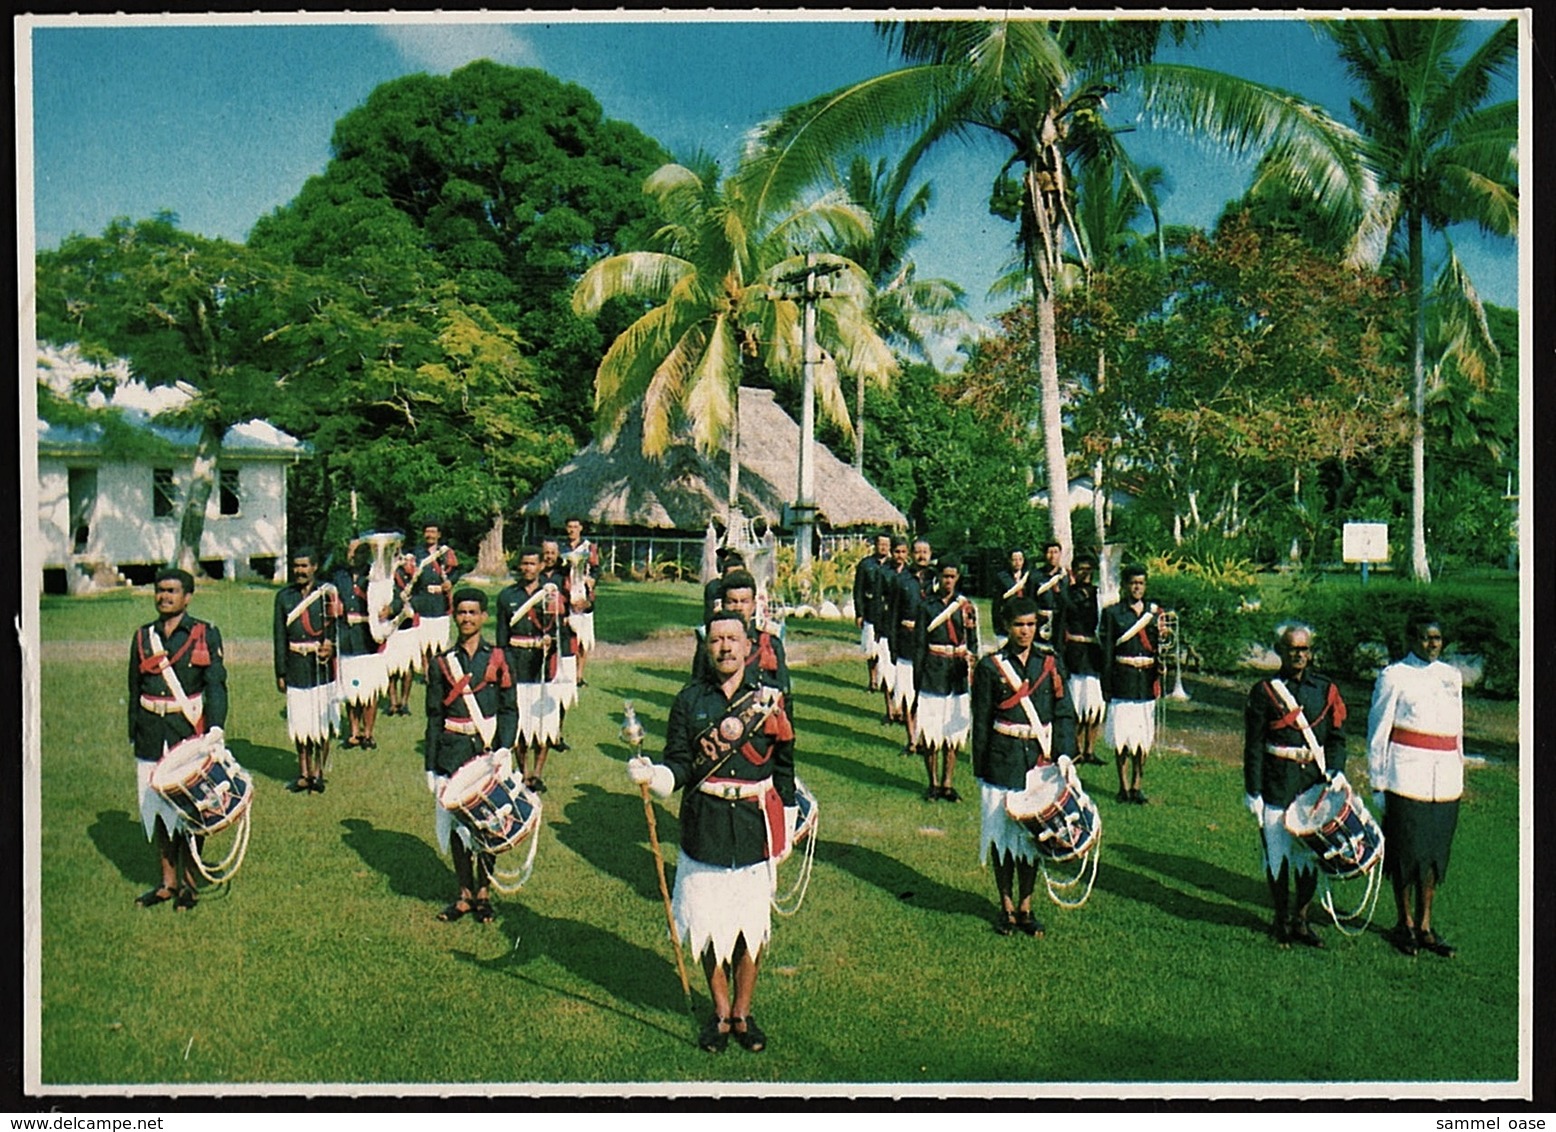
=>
[1366,654,1464,802]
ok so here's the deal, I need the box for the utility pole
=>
[774,253,842,572]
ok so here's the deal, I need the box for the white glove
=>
[784,805,799,845]
[491,747,513,776]
[1245,793,1265,822]
[628,758,676,799]
[627,757,655,786]
[206,725,225,745]
[1328,769,1349,790]
[1372,791,1387,818]
[1056,755,1078,785]
[426,771,440,798]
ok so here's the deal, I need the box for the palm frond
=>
[1429,241,1498,389]
[573,252,693,314]
[641,324,704,456]
[683,316,739,453]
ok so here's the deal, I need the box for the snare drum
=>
[1006,763,1102,862]
[1284,777,1385,880]
[441,754,542,856]
[150,732,254,836]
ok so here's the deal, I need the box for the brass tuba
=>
[362,531,405,643]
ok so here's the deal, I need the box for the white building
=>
[35,345,308,593]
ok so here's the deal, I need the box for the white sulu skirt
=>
[1105,699,1156,755]
[384,624,422,677]
[671,853,774,966]
[978,780,1039,867]
[1070,674,1106,725]
[891,659,916,711]
[556,656,579,710]
[432,777,474,855]
[516,682,564,746]
[569,611,596,652]
[417,615,452,658]
[339,652,389,707]
[916,692,971,750]
[1259,801,1318,880]
[859,621,876,655]
[286,683,340,745]
[136,757,185,841]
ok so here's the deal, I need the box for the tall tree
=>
[572,156,898,521]
[740,17,1371,563]
[36,214,316,573]
[1314,18,1518,581]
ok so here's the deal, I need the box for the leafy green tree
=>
[572,156,898,520]
[36,214,318,573]
[740,17,1370,563]
[1313,18,1518,581]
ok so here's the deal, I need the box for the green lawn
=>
[32,582,1525,1090]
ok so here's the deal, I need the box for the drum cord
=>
[1040,840,1101,910]
[185,807,252,886]
[1320,862,1385,937]
[486,811,543,895]
[771,812,819,918]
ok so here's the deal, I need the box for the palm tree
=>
[741,17,1371,562]
[572,156,898,522]
[1315,18,1518,582]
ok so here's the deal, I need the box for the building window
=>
[219,467,241,516]
[152,468,176,518]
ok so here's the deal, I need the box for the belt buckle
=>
[719,783,743,800]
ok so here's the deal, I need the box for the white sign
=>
[1342,521,1389,563]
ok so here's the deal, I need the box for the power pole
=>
[774,254,842,572]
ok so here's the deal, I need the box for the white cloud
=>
[377,22,540,74]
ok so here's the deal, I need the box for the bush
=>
[1146,571,1270,673]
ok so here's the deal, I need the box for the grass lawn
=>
[30,581,1526,1093]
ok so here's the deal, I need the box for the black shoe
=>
[923,786,940,802]
[577,680,588,688]
[287,777,311,794]
[310,777,326,794]
[1383,924,1420,956]
[552,739,571,752]
[732,1015,766,1052]
[993,910,1016,936]
[1116,789,1131,804]
[472,900,495,924]
[1289,920,1324,949]
[1130,789,1148,805]
[698,1015,730,1053]
[1417,929,1456,958]
[1273,919,1292,947]
[174,886,198,911]
[940,787,962,803]
[362,737,378,750]
[1015,909,1045,937]
[136,886,176,908]
[527,777,547,795]
[437,900,472,922]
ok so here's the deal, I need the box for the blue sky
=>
[23,12,1524,327]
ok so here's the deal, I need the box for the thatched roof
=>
[521,387,907,533]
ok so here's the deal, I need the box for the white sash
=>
[147,626,202,728]
[285,583,332,626]
[509,583,557,628]
[1267,678,1327,776]
[926,594,969,635]
[992,652,1052,759]
[1115,604,1157,647]
[441,650,497,749]
[1035,570,1063,596]
[1001,571,1029,600]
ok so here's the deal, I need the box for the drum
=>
[441,754,542,857]
[1284,777,1385,880]
[150,732,254,836]
[1006,763,1102,862]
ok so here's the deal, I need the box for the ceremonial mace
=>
[622,702,693,1010]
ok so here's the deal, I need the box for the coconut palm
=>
[1315,18,1518,582]
[741,17,1371,561]
[572,156,898,521]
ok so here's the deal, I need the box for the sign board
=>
[1342,521,1389,563]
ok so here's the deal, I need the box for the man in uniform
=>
[628,609,797,1054]
[496,546,565,794]
[1063,552,1107,765]
[853,532,893,694]
[703,548,747,620]
[1243,621,1348,947]
[873,537,910,723]
[695,572,791,716]
[424,588,518,924]
[274,546,341,794]
[334,537,402,750]
[1099,563,1162,805]
[971,597,1078,937]
[541,538,579,752]
[990,548,1030,646]
[130,568,229,911]
[389,521,463,715]
[1367,613,1465,958]
[1031,540,1070,655]
[913,557,978,802]
[561,516,600,688]
[889,538,937,757]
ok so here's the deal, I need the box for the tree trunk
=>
[1408,211,1432,582]
[475,505,509,580]
[174,421,222,575]
[854,367,866,472]
[726,391,741,526]
[1026,166,1073,564]
[1092,347,1107,553]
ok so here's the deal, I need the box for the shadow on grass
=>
[1090,855,1267,934]
[453,907,701,1027]
[338,818,450,903]
[1109,841,1268,907]
[797,746,923,796]
[793,668,873,694]
[88,809,158,888]
[551,783,680,902]
[816,840,991,922]
[228,737,304,787]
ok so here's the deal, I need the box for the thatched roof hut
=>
[521,387,906,534]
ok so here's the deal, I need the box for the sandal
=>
[731,1015,766,1053]
[174,886,198,911]
[994,909,1017,936]
[1015,909,1045,938]
[437,900,472,922]
[1383,924,1419,956]
[310,777,326,794]
[343,736,362,749]
[1417,929,1457,958]
[472,900,495,924]
[698,1015,731,1053]
[287,777,311,793]
[135,886,176,908]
